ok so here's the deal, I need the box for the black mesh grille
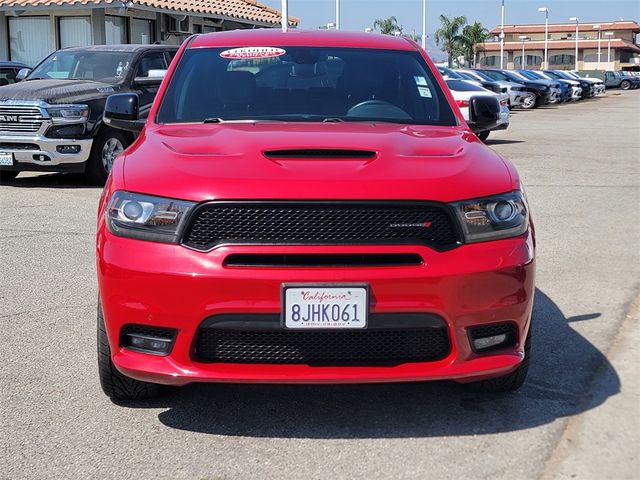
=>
[468,322,517,352]
[194,328,450,365]
[182,202,460,251]
[120,324,176,341]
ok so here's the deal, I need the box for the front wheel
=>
[86,128,128,185]
[520,93,536,109]
[466,324,531,393]
[97,303,163,400]
[620,80,631,90]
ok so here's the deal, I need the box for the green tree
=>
[434,14,467,67]
[461,22,491,67]
[373,16,402,35]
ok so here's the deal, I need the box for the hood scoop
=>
[263,149,376,160]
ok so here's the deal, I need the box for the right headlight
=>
[106,191,195,243]
[450,191,529,243]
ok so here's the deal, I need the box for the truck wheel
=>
[476,131,490,142]
[86,128,128,185]
[520,93,536,109]
[0,171,19,181]
[97,303,162,400]
[620,80,631,90]
[466,323,531,393]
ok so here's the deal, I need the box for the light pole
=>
[519,35,529,69]
[281,0,288,32]
[422,0,427,50]
[593,24,601,69]
[335,0,340,30]
[500,0,505,69]
[538,7,549,69]
[569,17,579,70]
[605,31,614,67]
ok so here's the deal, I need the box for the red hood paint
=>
[120,122,515,203]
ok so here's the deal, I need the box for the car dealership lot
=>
[1,91,638,479]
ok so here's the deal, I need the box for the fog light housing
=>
[56,145,81,154]
[120,325,176,356]
[468,322,517,353]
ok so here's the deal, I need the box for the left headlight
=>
[450,191,529,243]
[106,191,196,243]
[46,104,89,124]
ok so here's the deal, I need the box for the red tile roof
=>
[489,20,640,35]
[477,38,640,54]
[0,0,299,26]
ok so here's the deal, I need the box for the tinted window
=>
[445,79,486,92]
[157,47,456,126]
[28,50,134,83]
[0,68,19,86]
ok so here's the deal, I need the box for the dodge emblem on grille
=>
[390,221,433,228]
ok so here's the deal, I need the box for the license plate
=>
[0,153,14,166]
[282,284,368,329]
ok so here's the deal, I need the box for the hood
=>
[0,79,119,104]
[122,122,515,203]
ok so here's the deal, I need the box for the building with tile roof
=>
[0,0,299,66]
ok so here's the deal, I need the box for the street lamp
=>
[281,0,288,32]
[519,35,529,69]
[422,0,427,50]
[605,31,614,66]
[335,0,340,30]
[569,17,579,70]
[500,0,505,69]
[593,24,601,69]
[538,7,549,69]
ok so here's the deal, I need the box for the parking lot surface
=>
[1,91,639,480]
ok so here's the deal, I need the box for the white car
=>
[445,79,509,142]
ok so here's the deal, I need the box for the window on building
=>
[59,16,92,49]
[549,54,575,66]
[480,55,503,67]
[514,55,543,67]
[131,18,155,44]
[8,16,52,67]
[105,15,128,44]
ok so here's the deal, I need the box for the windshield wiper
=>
[203,117,225,123]
[322,117,345,123]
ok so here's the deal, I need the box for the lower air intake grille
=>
[182,202,460,251]
[194,314,451,365]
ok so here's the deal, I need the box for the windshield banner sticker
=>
[220,47,286,59]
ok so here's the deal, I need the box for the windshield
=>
[481,70,510,82]
[445,79,487,92]
[28,51,134,84]
[465,70,491,82]
[157,47,456,126]
[543,71,560,79]
[507,71,529,81]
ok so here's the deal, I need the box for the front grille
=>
[223,253,423,267]
[182,202,460,251]
[0,106,45,134]
[0,142,39,150]
[193,313,451,366]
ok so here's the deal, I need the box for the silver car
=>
[458,69,530,109]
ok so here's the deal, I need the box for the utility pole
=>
[281,0,288,32]
[422,0,427,50]
[499,0,505,69]
[569,17,579,70]
[336,0,340,30]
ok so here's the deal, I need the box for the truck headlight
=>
[46,104,89,124]
[450,191,529,243]
[106,191,195,243]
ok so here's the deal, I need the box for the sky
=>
[261,0,640,35]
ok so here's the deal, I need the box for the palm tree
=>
[373,16,402,36]
[434,14,467,67]
[461,22,491,67]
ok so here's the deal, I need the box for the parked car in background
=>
[0,44,177,183]
[96,29,534,400]
[562,71,606,96]
[445,78,509,141]
[458,68,529,109]
[522,70,582,102]
[454,70,506,95]
[0,61,30,86]
[480,69,552,109]
[514,70,563,104]
[543,70,594,99]
[618,71,640,90]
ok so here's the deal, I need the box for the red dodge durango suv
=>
[96,29,535,400]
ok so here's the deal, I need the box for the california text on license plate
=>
[282,285,368,329]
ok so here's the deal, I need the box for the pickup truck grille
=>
[182,202,461,251]
[0,106,45,134]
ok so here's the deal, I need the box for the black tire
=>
[466,324,531,393]
[620,80,631,90]
[97,303,162,400]
[476,131,490,142]
[86,128,129,185]
[0,171,19,181]
[520,92,536,109]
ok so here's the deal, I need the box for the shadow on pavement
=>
[118,289,619,439]
[0,172,98,189]
[485,139,525,145]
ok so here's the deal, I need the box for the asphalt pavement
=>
[1,91,639,480]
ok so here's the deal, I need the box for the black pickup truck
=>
[0,44,177,183]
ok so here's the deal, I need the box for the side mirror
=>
[104,93,144,133]
[16,68,31,82]
[133,69,167,86]
[467,96,500,133]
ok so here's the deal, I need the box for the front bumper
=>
[0,134,93,171]
[97,226,536,386]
